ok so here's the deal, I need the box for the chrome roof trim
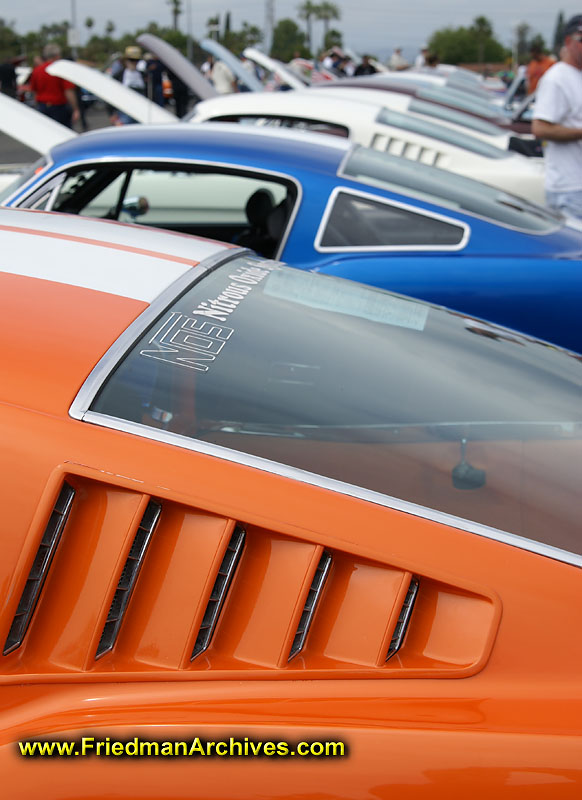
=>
[14,155,302,260]
[72,413,582,569]
[69,248,250,420]
[313,185,470,253]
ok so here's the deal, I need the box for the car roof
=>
[50,122,351,176]
[0,207,235,415]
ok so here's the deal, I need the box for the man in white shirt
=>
[414,45,428,69]
[532,15,582,218]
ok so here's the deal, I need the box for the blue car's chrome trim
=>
[313,185,470,253]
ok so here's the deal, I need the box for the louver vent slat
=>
[288,551,331,661]
[3,482,75,656]
[95,500,161,659]
[386,576,419,661]
[191,526,245,660]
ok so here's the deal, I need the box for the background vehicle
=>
[189,91,545,202]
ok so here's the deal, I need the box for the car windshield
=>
[376,108,508,158]
[408,99,504,136]
[342,146,562,233]
[90,257,582,556]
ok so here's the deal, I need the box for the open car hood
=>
[46,60,176,125]
[137,33,218,101]
[0,92,76,154]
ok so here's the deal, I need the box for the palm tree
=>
[316,2,340,48]
[167,0,183,31]
[298,1,318,54]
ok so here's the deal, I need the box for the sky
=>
[6,1,577,62]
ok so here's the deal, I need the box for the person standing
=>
[414,45,428,68]
[0,56,17,97]
[526,44,555,94]
[29,43,79,128]
[388,48,409,71]
[532,15,582,218]
[354,55,378,76]
[110,45,146,124]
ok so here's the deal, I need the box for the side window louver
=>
[3,482,75,656]
[191,526,246,660]
[386,576,419,661]
[96,500,161,659]
[288,551,332,661]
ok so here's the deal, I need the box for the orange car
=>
[0,208,581,798]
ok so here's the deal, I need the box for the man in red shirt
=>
[29,43,79,128]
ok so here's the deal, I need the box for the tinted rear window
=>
[91,258,582,556]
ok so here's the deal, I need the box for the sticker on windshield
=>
[263,270,428,331]
[139,260,272,372]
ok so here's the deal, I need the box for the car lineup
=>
[1,121,581,353]
[0,208,581,797]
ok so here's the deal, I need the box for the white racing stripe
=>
[0,208,231,302]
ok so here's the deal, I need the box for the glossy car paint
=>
[0,210,581,798]
[2,124,582,354]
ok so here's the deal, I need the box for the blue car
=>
[2,123,581,352]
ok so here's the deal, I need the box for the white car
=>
[188,91,545,204]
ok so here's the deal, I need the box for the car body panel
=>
[0,210,581,796]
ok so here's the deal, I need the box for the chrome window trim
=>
[73,411,582,569]
[337,148,562,237]
[314,185,470,253]
[12,155,302,259]
[69,247,251,420]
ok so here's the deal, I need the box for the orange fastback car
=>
[0,208,580,798]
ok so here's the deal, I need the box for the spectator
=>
[210,59,237,94]
[388,48,409,71]
[526,44,556,94]
[354,55,378,76]
[0,56,17,97]
[29,43,79,128]
[110,45,146,124]
[414,45,429,68]
[532,15,582,218]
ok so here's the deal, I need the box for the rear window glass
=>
[90,257,582,556]
[376,108,508,158]
[408,99,504,136]
[319,190,465,248]
[417,86,504,120]
[342,146,563,233]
